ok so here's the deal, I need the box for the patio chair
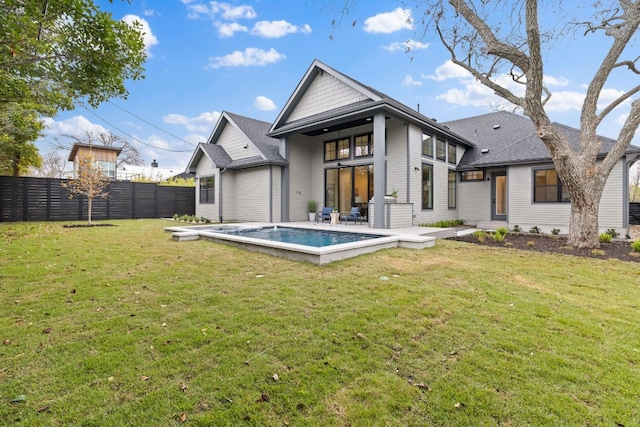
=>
[320,207,333,222]
[341,207,362,225]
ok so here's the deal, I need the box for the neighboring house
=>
[116,162,176,182]
[186,59,640,235]
[68,143,121,179]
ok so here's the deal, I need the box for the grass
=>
[1,219,639,426]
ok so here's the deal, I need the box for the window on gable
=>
[422,133,433,157]
[436,139,446,161]
[355,133,373,157]
[533,169,569,202]
[199,176,215,203]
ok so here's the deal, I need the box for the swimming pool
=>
[165,223,435,264]
[211,226,384,247]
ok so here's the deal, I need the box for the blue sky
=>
[38,0,638,175]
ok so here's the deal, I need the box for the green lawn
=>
[1,219,639,426]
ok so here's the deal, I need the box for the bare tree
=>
[62,152,109,226]
[30,150,69,178]
[337,0,640,248]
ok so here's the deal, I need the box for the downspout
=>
[219,168,226,223]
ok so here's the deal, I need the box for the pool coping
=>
[165,222,435,264]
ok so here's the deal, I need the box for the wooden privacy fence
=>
[630,202,640,225]
[0,176,195,222]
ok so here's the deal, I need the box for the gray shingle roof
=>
[444,111,640,169]
[199,143,231,168]
[224,112,287,166]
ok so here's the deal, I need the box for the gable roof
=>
[445,111,640,170]
[267,59,475,147]
[185,111,287,173]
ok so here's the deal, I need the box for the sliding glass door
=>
[325,165,373,219]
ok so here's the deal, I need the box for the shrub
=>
[495,226,509,236]
[550,228,560,235]
[491,231,506,242]
[473,230,486,243]
[529,226,541,234]
[512,225,522,233]
[420,219,466,228]
[631,240,640,252]
[173,213,179,220]
[605,228,619,238]
[599,233,612,243]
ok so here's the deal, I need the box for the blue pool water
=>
[213,226,384,247]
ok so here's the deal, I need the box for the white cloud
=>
[207,48,285,69]
[424,60,471,81]
[436,74,525,109]
[218,3,256,20]
[185,1,256,20]
[42,116,108,138]
[544,91,584,112]
[183,133,208,145]
[544,75,570,87]
[251,20,311,38]
[254,96,277,111]
[402,75,422,86]
[122,15,159,57]
[163,110,221,132]
[217,22,248,38]
[363,7,412,34]
[542,87,629,113]
[383,39,428,52]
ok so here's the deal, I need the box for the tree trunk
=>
[567,191,600,248]
[87,197,93,226]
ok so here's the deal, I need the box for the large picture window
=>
[422,133,433,157]
[422,163,433,209]
[448,169,456,208]
[354,134,373,157]
[325,138,350,161]
[533,169,568,202]
[199,176,215,203]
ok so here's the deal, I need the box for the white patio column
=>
[372,113,386,229]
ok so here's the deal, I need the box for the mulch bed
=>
[449,232,640,263]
